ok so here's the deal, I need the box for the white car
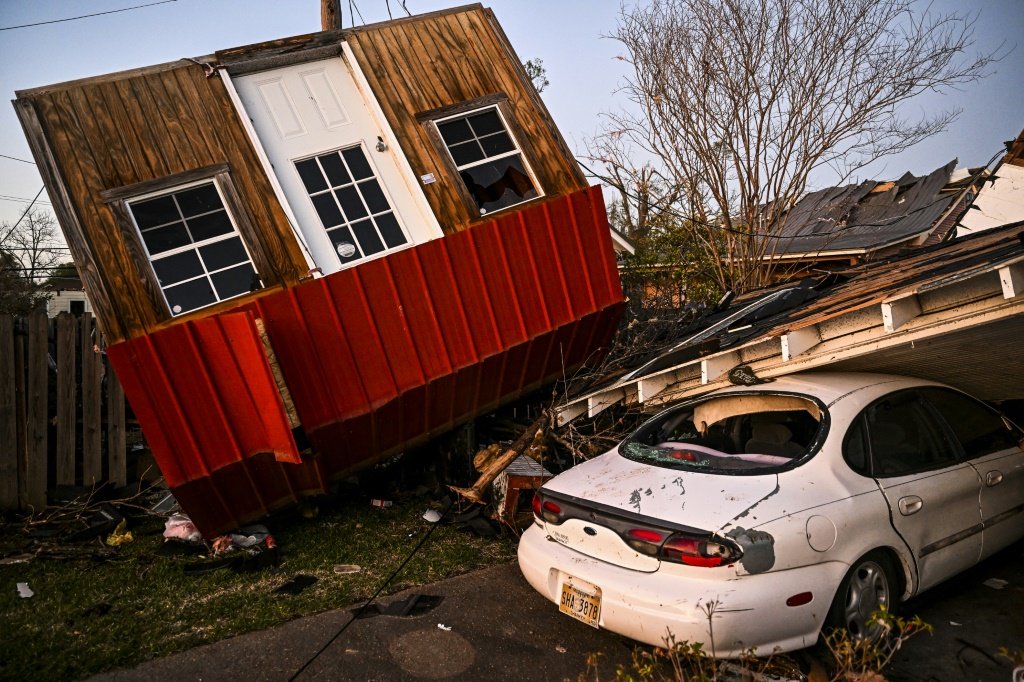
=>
[518,373,1024,657]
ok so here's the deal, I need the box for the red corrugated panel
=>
[108,186,624,536]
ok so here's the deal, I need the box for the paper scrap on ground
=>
[16,582,33,599]
[983,578,1008,590]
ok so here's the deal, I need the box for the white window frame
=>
[126,177,262,316]
[433,104,543,216]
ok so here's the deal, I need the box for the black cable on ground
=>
[288,497,457,681]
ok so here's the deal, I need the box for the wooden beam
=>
[555,400,587,427]
[1000,262,1024,299]
[882,295,921,333]
[321,0,342,30]
[701,351,740,384]
[782,325,820,361]
[587,388,624,419]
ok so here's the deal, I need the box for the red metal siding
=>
[107,186,623,535]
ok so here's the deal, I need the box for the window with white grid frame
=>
[435,106,539,215]
[127,180,261,316]
[294,145,409,266]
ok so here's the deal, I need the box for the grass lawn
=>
[0,495,517,681]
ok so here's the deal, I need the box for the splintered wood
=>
[449,411,549,505]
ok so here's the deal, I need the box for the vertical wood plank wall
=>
[17,66,311,344]
[0,313,130,510]
[346,7,588,233]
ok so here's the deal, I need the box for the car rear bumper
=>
[517,523,845,657]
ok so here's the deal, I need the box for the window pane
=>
[336,186,367,221]
[375,212,406,249]
[438,118,474,146]
[467,110,503,136]
[312,193,344,228]
[152,250,204,286]
[920,388,1021,459]
[211,263,258,300]
[866,392,959,477]
[319,153,351,187]
[342,147,373,181]
[460,155,538,213]
[187,210,233,242]
[479,132,515,157]
[142,222,191,255]
[199,237,248,271]
[843,417,870,476]
[131,195,179,229]
[359,179,390,214]
[351,219,384,256]
[295,159,328,194]
[175,184,222,217]
[164,277,217,315]
[448,140,485,167]
[327,227,362,264]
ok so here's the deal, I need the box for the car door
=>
[862,389,983,592]
[919,387,1024,559]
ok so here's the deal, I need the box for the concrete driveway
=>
[93,541,1024,681]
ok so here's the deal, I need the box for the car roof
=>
[711,372,946,406]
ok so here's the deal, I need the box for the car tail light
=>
[532,495,562,524]
[660,534,741,567]
[625,528,666,555]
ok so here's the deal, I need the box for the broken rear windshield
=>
[620,393,827,473]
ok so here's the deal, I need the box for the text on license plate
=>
[559,578,601,628]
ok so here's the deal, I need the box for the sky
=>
[0,0,1021,229]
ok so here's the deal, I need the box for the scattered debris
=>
[370,499,393,509]
[66,505,122,542]
[163,513,202,543]
[450,411,550,505]
[951,621,962,626]
[437,623,452,631]
[16,582,33,599]
[492,454,552,524]
[105,518,134,546]
[333,564,362,574]
[274,574,318,595]
[150,493,179,514]
[983,578,1008,590]
[422,509,442,523]
[0,554,33,565]
[555,645,567,654]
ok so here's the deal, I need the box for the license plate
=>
[559,577,602,628]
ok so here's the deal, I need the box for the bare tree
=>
[0,208,65,314]
[593,0,999,293]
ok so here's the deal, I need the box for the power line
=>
[0,154,35,165]
[0,195,53,206]
[0,0,177,31]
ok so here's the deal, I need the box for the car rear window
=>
[620,392,826,473]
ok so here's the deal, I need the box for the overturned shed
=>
[14,5,624,534]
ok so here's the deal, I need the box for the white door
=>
[234,56,438,273]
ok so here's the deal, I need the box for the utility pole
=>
[321,0,342,30]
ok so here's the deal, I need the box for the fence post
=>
[81,313,101,485]
[106,361,126,487]
[56,313,77,485]
[0,315,17,507]
[23,312,48,510]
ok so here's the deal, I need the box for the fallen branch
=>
[449,411,549,505]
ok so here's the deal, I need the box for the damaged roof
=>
[560,219,1024,424]
[768,160,963,257]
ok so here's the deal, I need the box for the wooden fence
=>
[0,312,128,511]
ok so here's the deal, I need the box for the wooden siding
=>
[16,64,310,344]
[345,6,588,233]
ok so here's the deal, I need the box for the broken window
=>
[621,392,825,473]
[294,145,409,265]
[127,180,261,316]
[435,106,540,215]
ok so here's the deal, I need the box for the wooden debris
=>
[449,411,549,505]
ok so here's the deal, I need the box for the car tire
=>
[826,550,898,641]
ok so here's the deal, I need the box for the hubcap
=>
[843,560,890,640]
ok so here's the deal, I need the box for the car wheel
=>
[827,550,898,641]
